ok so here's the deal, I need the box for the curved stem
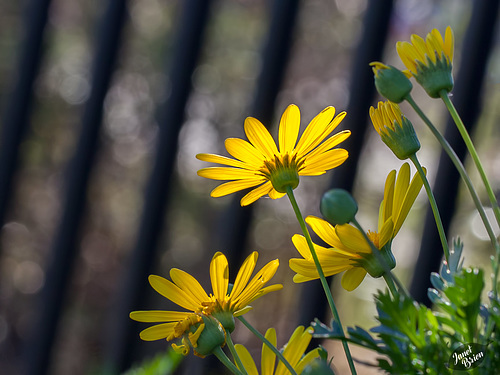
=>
[285,186,357,375]
[405,94,500,295]
[225,333,248,375]
[213,346,245,375]
[440,90,500,228]
[409,154,450,262]
[237,316,298,375]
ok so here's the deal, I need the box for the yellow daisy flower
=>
[396,26,454,98]
[197,104,350,206]
[130,251,282,356]
[289,163,423,291]
[369,101,420,160]
[234,326,321,375]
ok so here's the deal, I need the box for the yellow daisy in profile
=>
[369,101,420,160]
[234,326,321,375]
[396,26,454,98]
[289,163,423,291]
[197,104,350,206]
[130,251,282,356]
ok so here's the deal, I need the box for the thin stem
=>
[237,316,298,375]
[351,218,409,298]
[383,274,399,298]
[225,333,248,375]
[409,154,450,262]
[406,94,500,295]
[440,89,500,228]
[213,346,245,375]
[285,186,357,375]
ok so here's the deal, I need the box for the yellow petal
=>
[210,252,229,301]
[230,251,258,301]
[244,117,279,160]
[444,26,454,62]
[295,348,321,374]
[196,153,249,169]
[130,310,190,323]
[341,267,367,291]
[148,275,201,311]
[234,344,259,375]
[335,224,371,254]
[268,188,286,200]
[393,166,424,235]
[169,268,210,304]
[305,216,344,249]
[211,179,265,198]
[197,167,258,181]
[295,106,337,156]
[392,163,410,219]
[279,104,300,154]
[225,138,266,168]
[262,328,277,375]
[300,149,349,175]
[276,326,310,375]
[139,322,177,341]
[379,218,394,248]
[232,259,279,308]
[240,181,274,206]
[381,169,396,230]
[303,130,351,159]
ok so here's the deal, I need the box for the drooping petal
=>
[139,322,177,341]
[240,181,274,206]
[341,267,367,291]
[197,167,258,181]
[196,153,249,169]
[129,310,191,323]
[244,117,279,160]
[279,104,300,154]
[210,178,265,198]
[210,252,229,301]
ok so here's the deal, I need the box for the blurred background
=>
[0,0,499,374]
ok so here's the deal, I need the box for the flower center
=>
[259,153,303,193]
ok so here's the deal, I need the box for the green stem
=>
[409,154,450,262]
[225,333,248,375]
[440,90,500,228]
[213,346,245,375]
[237,316,298,375]
[351,218,409,298]
[382,273,399,298]
[406,94,500,295]
[285,186,357,375]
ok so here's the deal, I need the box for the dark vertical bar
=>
[24,1,128,374]
[410,0,500,304]
[298,0,394,328]
[0,0,52,230]
[214,0,301,271]
[104,0,213,372]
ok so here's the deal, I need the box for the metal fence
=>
[0,0,498,374]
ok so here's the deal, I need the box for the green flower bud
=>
[370,62,413,103]
[320,189,358,226]
[370,101,420,160]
